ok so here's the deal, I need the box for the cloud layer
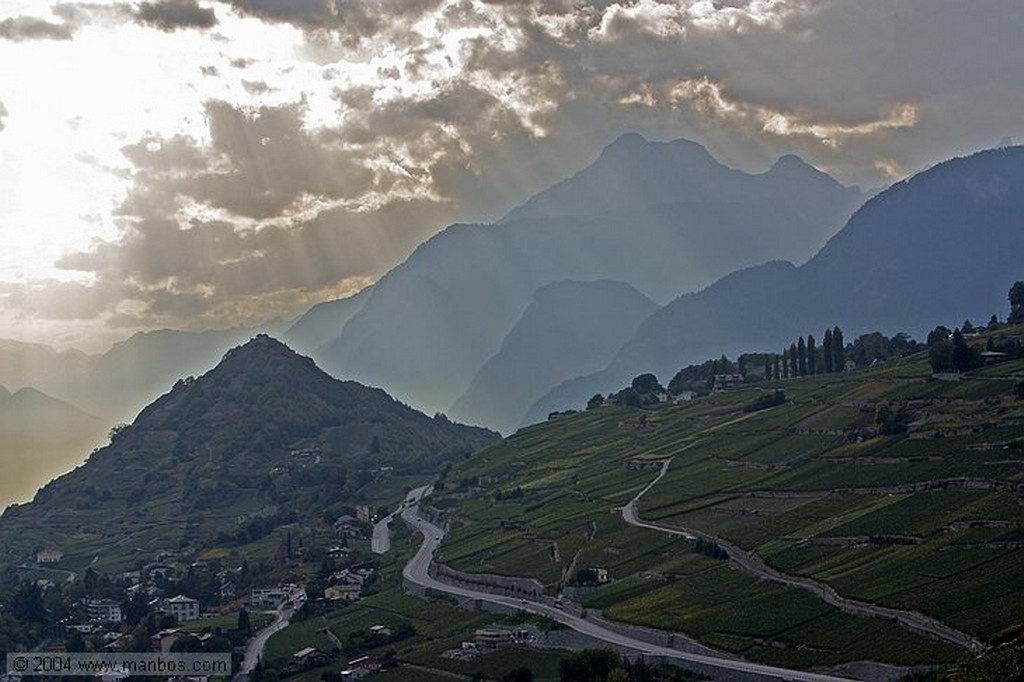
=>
[2,0,1024,348]
[136,0,218,31]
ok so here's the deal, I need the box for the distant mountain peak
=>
[223,333,294,360]
[765,153,840,184]
[597,132,717,166]
[770,153,809,170]
[606,131,647,148]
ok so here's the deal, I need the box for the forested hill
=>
[0,335,497,567]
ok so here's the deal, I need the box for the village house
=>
[473,627,513,649]
[143,562,174,581]
[292,647,330,668]
[87,599,123,624]
[342,656,382,679]
[251,587,288,609]
[712,374,745,391]
[151,595,200,622]
[150,628,183,653]
[324,584,361,602]
[333,515,366,539]
[36,548,63,563]
[327,545,350,559]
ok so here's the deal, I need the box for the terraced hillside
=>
[430,325,1024,670]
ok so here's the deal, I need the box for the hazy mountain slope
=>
[0,385,107,509]
[505,133,862,248]
[449,280,658,433]
[283,285,372,354]
[527,146,1024,420]
[0,336,497,564]
[88,327,271,422]
[314,134,863,415]
[0,325,289,425]
[0,340,93,412]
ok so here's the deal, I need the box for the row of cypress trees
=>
[764,326,846,380]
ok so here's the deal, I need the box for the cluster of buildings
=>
[443,626,532,661]
[323,564,375,602]
[284,650,383,679]
[250,583,305,610]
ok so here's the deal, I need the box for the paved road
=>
[373,486,432,554]
[233,601,298,681]
[622,460,985,653]
[400,490,854,682]
[19,563,77,583]
[371,511,394,554]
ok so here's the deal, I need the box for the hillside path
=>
[622,459,985,653]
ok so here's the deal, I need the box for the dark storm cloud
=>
[1,2,217,43]
[222,0,443,26]
[221,0,336,25]
[136,0,218,31]
[122,99,376,219]
[0,16,74,41]
[220,0,443,50]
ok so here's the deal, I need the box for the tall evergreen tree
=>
[763,358,771,381]
[807,335,817,375]
[238,608,252,634]
[773,355,781,381]
[788,343,798,378]
[951,328,979,372]
[797,337,807,376]
[832,326,845,371]
[1010,281,1024,323]
[738,354,747,376]
[823,328,834,373]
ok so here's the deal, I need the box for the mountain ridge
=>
[526,145,1024,421]
[310,133,863,417]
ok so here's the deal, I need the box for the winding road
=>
[373,486,431,554]
[399,487,855,682]
[233,600,299,682]
[621,459,985,653]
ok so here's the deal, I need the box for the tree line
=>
[765,326,847,380]
[578,280,1024,412]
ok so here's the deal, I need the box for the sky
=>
[0,0,1022,353]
